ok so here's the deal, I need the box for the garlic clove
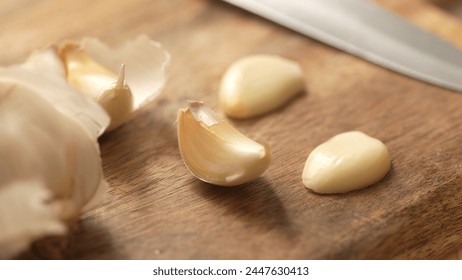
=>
[219,54,304,119]
[13,49,110,138]
[177,101,271,186]
[58,42,124,99]
[81,35,170,110]
[302,131,391,194]
[96,64,134,131]
[0,35,169,258]
[21,35,170,133]
[58,43,133,131]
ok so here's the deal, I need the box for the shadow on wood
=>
[191,178,300,240]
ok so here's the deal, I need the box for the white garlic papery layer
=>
[302,131,391,194]
[24,35,170,131]
[177,101,271,186]
[0,36,169,258]
[0,76,107,258]
[58,43,133,131]
[14,51,110,138]
[219,55,304,119]
[80,35,169,109]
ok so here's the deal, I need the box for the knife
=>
[223,0,462,92]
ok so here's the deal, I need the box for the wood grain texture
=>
[2,0,462,259]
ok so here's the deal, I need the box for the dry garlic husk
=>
[11,51,110,137]
[177,101,271,186]
[0,71,107,259]
[58,43,133,131]
[302,131,391,194]
[219,55,304,119]
[0,36,169,258]
[24,35,170,131]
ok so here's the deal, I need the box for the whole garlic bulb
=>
[0,36,170,258]
[0,70,107,259]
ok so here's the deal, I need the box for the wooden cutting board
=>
[2,0,462,259]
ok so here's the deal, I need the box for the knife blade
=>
[223,0,462,92]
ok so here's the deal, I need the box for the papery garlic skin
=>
[0,70,107,258]
[177,101,271,187]
[302,131,391,194]
[80,35,170,110]
[23,35,170,132]
[219,55,304,119]
[58,43,133,131]
[14,50,110,138]
[0,35,169,258]
[0,79,107,215]
[0,181,67,259]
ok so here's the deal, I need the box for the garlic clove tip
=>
[116,64,125,90]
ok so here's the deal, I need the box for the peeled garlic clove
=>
[302,131,391,194]
[219,54,304,118]
[177,101,271,186]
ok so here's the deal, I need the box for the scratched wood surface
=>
[1,0,462,259]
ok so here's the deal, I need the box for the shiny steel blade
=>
[224,0,462,92]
